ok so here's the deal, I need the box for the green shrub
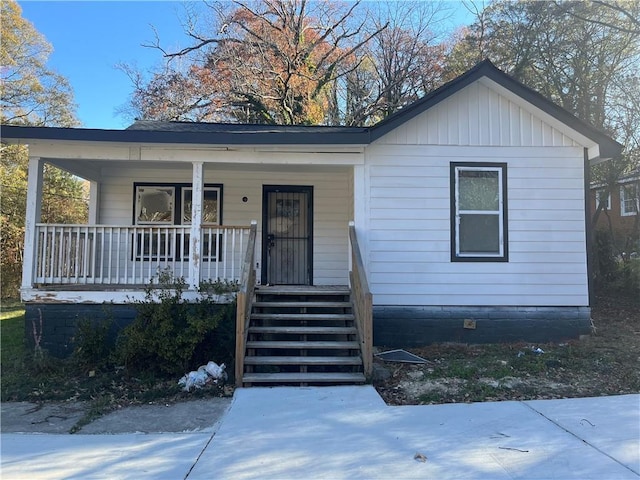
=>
[594,229,619,286]
[619,258,640,295]
[114,269,236,377]
[73,315,114,368]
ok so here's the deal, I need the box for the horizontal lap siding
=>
[366,79,589,307]
[98,165,351,285]
[366,146,587,306]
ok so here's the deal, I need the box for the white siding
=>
[376,81,580,148]
[365,145,588,306]
[98,164,352,285]
[356,60,588,306]
[364,79,590,307]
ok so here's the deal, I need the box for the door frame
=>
[261,185,314,285]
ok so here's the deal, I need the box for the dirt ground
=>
[373,294,640,406]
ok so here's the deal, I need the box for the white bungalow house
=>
[2,61,622,385]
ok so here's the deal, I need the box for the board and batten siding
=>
[98,164,352,285]
[364,80,589,307]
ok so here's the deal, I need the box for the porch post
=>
[88,180,100,224]
[189,161,204,289]
[352,164,368,272]
[22,156,44,292]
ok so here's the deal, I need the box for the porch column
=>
[351,164,368,276]
[189,161,204,289]
[22,157,44,291]
[88,180,100,224]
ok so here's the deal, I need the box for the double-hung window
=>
[620,183,638,216]
[451,163,508,262]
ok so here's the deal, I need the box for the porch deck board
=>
[256,286,350,295]
[33,284,150,291]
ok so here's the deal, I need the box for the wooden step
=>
[244,355,363,366]
[246,340,360,349]
[242,372,366,384]
[256,287,350,296]
[252,301,352,308]
[250,313,354,321]
[249,326,357,335]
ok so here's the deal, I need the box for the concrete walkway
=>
[1,387,638,479]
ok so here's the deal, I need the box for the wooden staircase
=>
[240,286,366,386]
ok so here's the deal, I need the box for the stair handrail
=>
[235,220,258,386]
[348,221,373,377]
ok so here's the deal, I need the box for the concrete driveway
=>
[1,387,638,479]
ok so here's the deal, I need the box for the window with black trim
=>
[451,163,508,262]
[132,183,223,261]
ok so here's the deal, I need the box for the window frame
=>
[450,162,508,262]
[595,188,611,211]
[132,182,223,262]
[132,182,223,226]
[134,185,176,225]
[620,183,638,216]
[181,186,221,225]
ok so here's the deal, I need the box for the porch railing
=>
[349,222,373,377]
[235,221,257,386]
[33,224,251,286]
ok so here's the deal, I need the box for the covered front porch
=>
[20,142,363,303]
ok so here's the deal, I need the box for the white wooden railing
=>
[33,224,251,286]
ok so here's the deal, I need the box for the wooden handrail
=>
[348,222,373,377]
[235,221,257,386]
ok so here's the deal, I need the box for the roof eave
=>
[1,125,370,146]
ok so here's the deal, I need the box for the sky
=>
[18,1,475,130]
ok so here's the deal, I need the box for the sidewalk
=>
[2,387,638,479]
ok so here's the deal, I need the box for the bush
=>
[594,229,619,286]
[594,229,640,296]
[114,270,236,377]
[619,258,640,295]
[73,314,114,368]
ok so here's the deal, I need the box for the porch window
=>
[135,186,175,224]
[182,187,220,224]
[132,183,223,262]
[451,163,508,262]
[620,183,638,216]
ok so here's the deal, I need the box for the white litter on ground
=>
[178,361,227,392]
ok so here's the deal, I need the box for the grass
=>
[0,299,228,432]
[1,302,25,364]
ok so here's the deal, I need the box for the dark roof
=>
[1,121,369,145]
[0,60,623,159]
[126,119,366,135]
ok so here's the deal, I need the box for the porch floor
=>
[32,284,351,292]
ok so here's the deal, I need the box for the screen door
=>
[262,186,313,285]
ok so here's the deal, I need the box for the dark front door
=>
[262,186,313,285]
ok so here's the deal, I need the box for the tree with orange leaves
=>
[129,0,386,125]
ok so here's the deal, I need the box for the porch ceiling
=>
[45,157,354,182]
